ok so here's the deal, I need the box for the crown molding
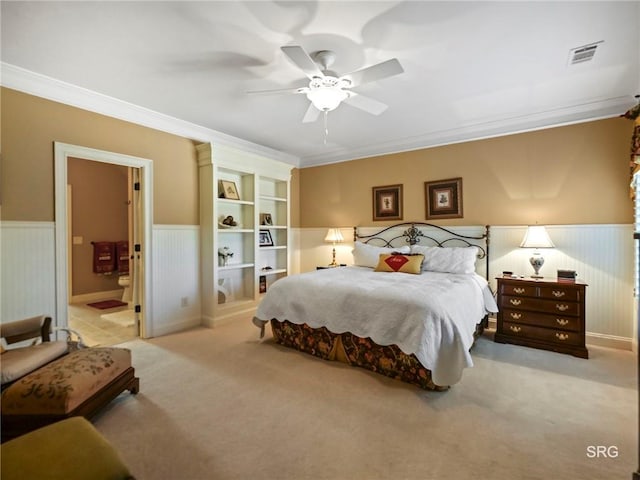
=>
[3,62,633,170]
[1,62,300,167]
[298,96,632,167]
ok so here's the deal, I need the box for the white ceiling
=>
[2,1,639,168]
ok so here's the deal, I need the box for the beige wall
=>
[1,88,199,224]
[290,167,300,228]
[299,118,634,227]
[68,158,128,295]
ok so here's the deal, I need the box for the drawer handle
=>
[556,318,569,326]
[513,287,525,294]
[509,325,522,333]
[556,304,569,312]
[510,312,522,320]
[552,290,566,298]
[555,333,569,341]
[509,299,522,306]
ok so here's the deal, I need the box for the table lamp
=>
[520,225,555,278]
[324,228,344,267]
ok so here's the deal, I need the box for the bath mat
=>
[87,299,128,310]
[101,310,136,328]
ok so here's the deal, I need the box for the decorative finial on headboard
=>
[403,223,424,245]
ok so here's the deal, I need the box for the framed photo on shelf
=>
[219,180,240,200]
[424,177,463,219]
[259,275,267,293]
[260,213,273,226]
[372,184,403,221]
[259,229,274,247]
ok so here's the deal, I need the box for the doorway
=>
[66,160,136,346]
[54,143,154,340]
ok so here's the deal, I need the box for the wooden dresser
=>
[494,276,588,358]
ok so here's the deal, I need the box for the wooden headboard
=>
[354,222,490,279]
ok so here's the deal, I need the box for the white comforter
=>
[255,266,498,386]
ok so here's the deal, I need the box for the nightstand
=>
[316,264,347,270]
[494,276,588,358]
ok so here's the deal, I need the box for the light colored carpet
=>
[94,318,637,480]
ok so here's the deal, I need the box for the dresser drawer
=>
[501,309,580,332]
[539,286,580,301]
[501,283,536,297]
[501,295,580,316]
[502,321,582,346]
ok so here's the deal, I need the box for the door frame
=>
[54,142,154,338]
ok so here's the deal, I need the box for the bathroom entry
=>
[66,158,140,346]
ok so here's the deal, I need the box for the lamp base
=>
[529,252,545,278]
[328,247,337,267]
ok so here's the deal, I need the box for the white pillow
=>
[352,242,410,268]
[410,245,478,274]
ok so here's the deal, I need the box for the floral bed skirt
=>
[269,319,449,391]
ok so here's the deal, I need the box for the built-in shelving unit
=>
[197,143,292,325]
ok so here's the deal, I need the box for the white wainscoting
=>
[151,225,201,336]
[490,225,635,348]
[1,222,202,338]
[1,222,57,324]
[295,224,635,349]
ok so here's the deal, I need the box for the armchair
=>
[1,315,68,389]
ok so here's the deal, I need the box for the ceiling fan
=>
[248,45,404,124]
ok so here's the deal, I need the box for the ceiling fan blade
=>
[281,45,324,79]
[343,93,388,115]
[302,103,321,123]
[246,86,308,96]
[341,58,404,88]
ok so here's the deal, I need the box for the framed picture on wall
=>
[259,229,274,247]
[425,177,463,219]
[219,180,240,200]
[372,184,403,221]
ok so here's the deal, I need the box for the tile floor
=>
[68,301,138,347]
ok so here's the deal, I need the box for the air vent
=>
[568,41,603,66]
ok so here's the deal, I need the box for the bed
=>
[253,222,498,390]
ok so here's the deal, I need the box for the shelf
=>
[260,194,287,202]
[217,198,254,206]
[258,268,287,276]
[197,142,291,323]
[219,263,254,271]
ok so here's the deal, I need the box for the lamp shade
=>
[519,225,555,249]
[324,228,344,244]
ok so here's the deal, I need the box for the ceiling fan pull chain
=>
[323,110,329,144]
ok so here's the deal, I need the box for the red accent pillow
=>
[374,253,424,274]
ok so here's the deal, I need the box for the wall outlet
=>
[180,297,188,307]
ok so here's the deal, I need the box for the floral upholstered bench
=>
[1,347,139,442]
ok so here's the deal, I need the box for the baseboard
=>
[71,289,124,305]
[586,332,632,351]
[152,317,202,337]
[206,307,257,328]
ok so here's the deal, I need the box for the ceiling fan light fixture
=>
[306,87,348,112]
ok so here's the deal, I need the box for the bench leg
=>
[128,376,140,394]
